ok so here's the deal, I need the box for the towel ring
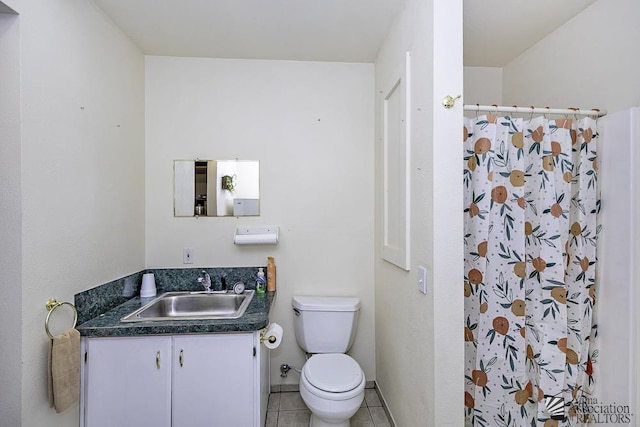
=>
[45,298,78,339]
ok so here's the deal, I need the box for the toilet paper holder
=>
[233,226,279,245]
[260,323,283,349]
[260,332,277,344]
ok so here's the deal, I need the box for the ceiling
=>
[464,0,597,67]
[92,0,597,66]
[92,0,404,63]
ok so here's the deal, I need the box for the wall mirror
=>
[174,160,260,217]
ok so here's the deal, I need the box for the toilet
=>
[292,295,365,427]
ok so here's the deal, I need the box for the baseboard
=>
[374,381,397,427]
[271,380,376,393]
[270,383,299,393]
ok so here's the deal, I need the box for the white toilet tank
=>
[292,296,361,353]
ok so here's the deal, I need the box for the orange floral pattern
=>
[464,115,600,426]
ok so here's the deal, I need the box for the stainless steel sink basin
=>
[120,291,255,322]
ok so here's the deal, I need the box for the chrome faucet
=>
[198,271,212,293]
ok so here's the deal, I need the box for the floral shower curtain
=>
[463,114,600,426]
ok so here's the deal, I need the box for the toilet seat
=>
[304,354,363,392]
[301,354,365,401]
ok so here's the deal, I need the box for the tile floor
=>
[266,389,392,427]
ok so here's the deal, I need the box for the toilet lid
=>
[303,354,363,393]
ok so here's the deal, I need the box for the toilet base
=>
[310,412,350,427]
[300,379,363,427]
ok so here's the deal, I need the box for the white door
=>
[172,334,254,427]
[83,336,172,427]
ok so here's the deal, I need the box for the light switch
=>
[418,266,427,294]
[183,247,194,264]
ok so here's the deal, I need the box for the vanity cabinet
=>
[172,334,253,426]
[80,332,268,427]
[81,336,172,427]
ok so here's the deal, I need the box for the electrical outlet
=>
[418,266,427,294]
[183,247,194,264]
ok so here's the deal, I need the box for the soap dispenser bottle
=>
[256,268,266,294]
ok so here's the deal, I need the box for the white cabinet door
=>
[172,334,254,427]
[83,336,172,427]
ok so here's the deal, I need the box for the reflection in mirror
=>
[174,160,260,217]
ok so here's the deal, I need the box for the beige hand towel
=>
[48,328,80,413]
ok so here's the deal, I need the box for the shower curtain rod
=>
[463,104,607,118]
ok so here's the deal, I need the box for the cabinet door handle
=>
[156,351,161,369]
[179,349,184,367]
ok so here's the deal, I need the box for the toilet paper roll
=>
[262,323,283,350]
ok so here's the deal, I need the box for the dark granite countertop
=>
[77,291,275,337]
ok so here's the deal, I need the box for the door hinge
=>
[253,346,256,357]
[84,351,88,363]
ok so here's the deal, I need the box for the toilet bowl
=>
[299,353,365,427]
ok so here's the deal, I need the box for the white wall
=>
[464,66,503,106]
[144,56,376,385]
[374,0,463,425]
[431,2,464,425]
[13,0,146,425]
[374,5,431,422]
[596,109,640,424]
[0,8,22,426]
[502,0,640,113]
